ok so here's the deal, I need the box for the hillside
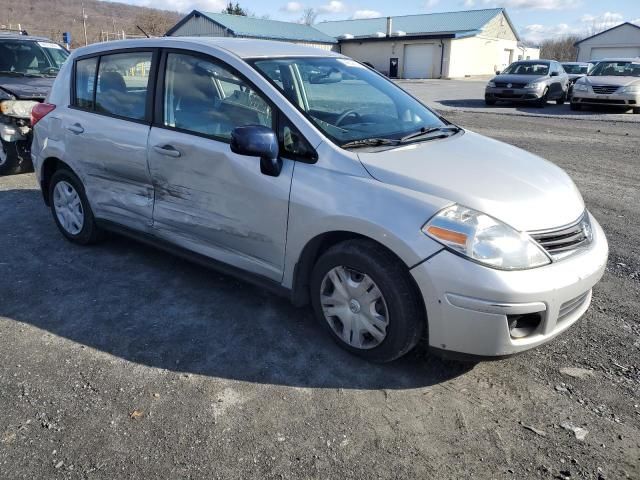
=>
[0,0,182,46]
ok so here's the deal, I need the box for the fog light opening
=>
[507,313,542,339]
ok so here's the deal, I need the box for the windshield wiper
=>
[340,137,400,149]
[400,125,461,143]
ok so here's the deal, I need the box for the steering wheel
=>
[335,109,361,127]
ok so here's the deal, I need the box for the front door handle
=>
[66,123,84,134]
[153,144,181,158]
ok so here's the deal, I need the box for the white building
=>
[315,8,533,79]
[574,22,640,61]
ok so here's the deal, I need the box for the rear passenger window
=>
[75,57,98,109]
[163,53,273,140]
[95,52,152,120]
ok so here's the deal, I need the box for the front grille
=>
[529,213,591,257]
[496,82,526,88]
[579,98,627,104]
[591,85,619,94]
[558,290,590,322]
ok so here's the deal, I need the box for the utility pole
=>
[82,2,88,46]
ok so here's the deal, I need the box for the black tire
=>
[0,140,21,176]
[535,88,549,108]
[310,239,425,363]
[48,168,103,245]
[484,97,496,106]
[570,102,581,111]
[556,92,567,105]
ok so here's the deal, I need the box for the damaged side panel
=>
[147,127,294,282]
[63,110,154,231]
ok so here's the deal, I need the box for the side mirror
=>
[550,71,559,77]
[230,125,282,177]
[495,70,501,75]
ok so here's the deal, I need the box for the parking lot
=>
[1,82,639,479]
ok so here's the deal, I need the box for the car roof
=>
[513,59,550,64]
[71,37,345,60]
[0,33,54,41]
[595,57,640,62]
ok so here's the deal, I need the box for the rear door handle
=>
[66,123,84,134]
[153,144,181,158]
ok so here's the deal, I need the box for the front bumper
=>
[485,87,544,102]
[572,89,639,108]
[410,213,608,357]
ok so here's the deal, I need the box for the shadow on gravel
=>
[438,98,635,117]
[0,188,473,391]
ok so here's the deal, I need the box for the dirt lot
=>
[1,110,639,479]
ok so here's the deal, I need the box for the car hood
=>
[492,74,547,84]
[581,76,640,87]
[0,75,54,100]
[357,131,585,232]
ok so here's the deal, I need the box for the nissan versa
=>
[31,38,608,362]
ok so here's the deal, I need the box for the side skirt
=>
[96,219,294,301]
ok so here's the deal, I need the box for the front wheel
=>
[310,239,425,363]
[49,169,103,245]
[536,88,549,108]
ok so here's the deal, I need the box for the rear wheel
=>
[49,169,103,245]
[310,239,424,363]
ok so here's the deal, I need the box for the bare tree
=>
[134,10,176,37]
[300,8,317,25]
[539,35,581,61]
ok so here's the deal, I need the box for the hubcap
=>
[320,266,389,350]
[53,181,84,235]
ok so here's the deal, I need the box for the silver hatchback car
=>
[31,38,608,362]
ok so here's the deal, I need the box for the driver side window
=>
[163,53,273,141]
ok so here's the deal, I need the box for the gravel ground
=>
[1,110,639,479]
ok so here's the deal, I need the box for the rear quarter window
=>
[74,57,98,109]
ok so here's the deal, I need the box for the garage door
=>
[403,44,435,79]
[590,47,640,60]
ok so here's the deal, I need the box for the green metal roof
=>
[316,8,517,40]
[182,11,338,44]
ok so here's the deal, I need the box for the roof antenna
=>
[136,25,150,38]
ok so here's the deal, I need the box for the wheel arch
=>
[290,231,428,329]
[40,157,75,206]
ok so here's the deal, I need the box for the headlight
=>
[487,81,496,88]
[573,83,589,92]
[422,204,551,270]
[524,82,544,89]
[0,100,39,119]
[620,85,640,94]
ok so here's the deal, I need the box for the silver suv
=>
[32,38,608,362]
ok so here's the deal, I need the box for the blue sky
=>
[113,0,640,43]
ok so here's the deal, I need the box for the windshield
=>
[251,57,446,145]
[589,61,640,77]
[562,64,589,74]
[502,62,549,75]
[0,40,69,77]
